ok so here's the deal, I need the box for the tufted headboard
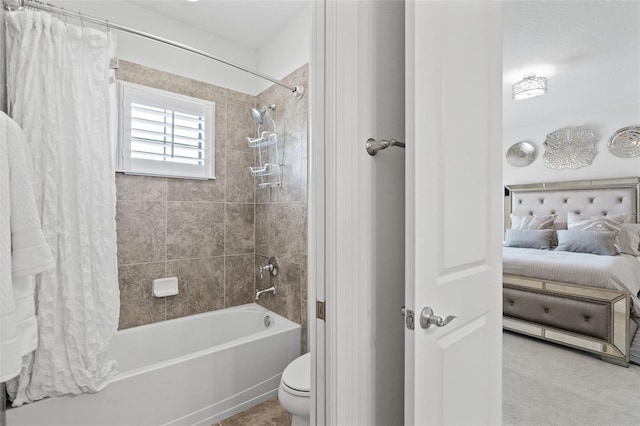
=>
[505,177,640,230]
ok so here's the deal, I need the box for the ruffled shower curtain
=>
[4,11,120,405]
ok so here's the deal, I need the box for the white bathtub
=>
[7,303,301,426]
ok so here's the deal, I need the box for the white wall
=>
[503,1,640,187]
[54,1,309,95]
[503,101,640,185]
[256,2,311,94]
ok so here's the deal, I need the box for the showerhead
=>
[251,105,276,125]
[251,108,264,125]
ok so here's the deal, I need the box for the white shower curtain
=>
[4,11,120,405]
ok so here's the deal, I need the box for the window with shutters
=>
[117,81,215,179]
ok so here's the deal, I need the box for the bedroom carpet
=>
[503,331,640,426]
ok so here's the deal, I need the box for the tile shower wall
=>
[115,61,258,329]
[114,61,309,339]
[254,65,309,352]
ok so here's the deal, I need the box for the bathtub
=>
[7,303,301,426]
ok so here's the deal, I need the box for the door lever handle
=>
[420,306,456,329]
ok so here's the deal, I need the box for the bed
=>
[503,177,640,367]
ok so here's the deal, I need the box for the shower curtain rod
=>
[3,0,305,99]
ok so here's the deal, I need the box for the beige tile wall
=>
[114,61,308,337]
[254,65,309,352]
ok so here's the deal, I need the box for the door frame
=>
[309,0,404,424]
[311,0,404,424]
[308,0,326,424]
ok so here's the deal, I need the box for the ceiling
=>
[503,0,640,128]
[130,0,308,50]
[131,1,640,129]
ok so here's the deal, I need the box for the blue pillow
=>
[504,229,555,249]
[556,230,619,256]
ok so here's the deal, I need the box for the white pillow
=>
[619,223,640,256]
[567,212,627,233]
[510,214,556,230]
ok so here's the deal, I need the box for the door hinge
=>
[316,300,325,320]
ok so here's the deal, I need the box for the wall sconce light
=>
[512,74,547,101]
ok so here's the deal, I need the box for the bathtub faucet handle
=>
[259,257,279,279]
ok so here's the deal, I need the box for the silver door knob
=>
[420,307,456,329]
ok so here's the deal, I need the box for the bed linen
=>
[503,247,640,320]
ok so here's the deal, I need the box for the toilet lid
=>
[282,352,310,393]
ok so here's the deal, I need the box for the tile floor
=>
[215,398,291,426]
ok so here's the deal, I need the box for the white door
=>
[405,2,503,425]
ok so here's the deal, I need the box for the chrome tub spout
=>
[255,285,276,300]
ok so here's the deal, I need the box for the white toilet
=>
[278,352,310,426]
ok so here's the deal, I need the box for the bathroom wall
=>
[0,6,309,335]
[254,64,309,352]
[255,2,311,94]
[115,61,309,339]
[115,60,258,329]
[55,0,260,95]
[55,1,310,96]
[3,1,310,107]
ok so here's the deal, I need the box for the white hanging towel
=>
[0,112,55,382]
[0,113,18,382]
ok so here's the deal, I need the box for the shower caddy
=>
[248,104,281,188]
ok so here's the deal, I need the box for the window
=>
[117,81,215,179]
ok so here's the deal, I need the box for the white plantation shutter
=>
[118,81,215,179]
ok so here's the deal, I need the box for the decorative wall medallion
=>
[506,141,536,167]
[608,126,640,158]
[543,127,597,170]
